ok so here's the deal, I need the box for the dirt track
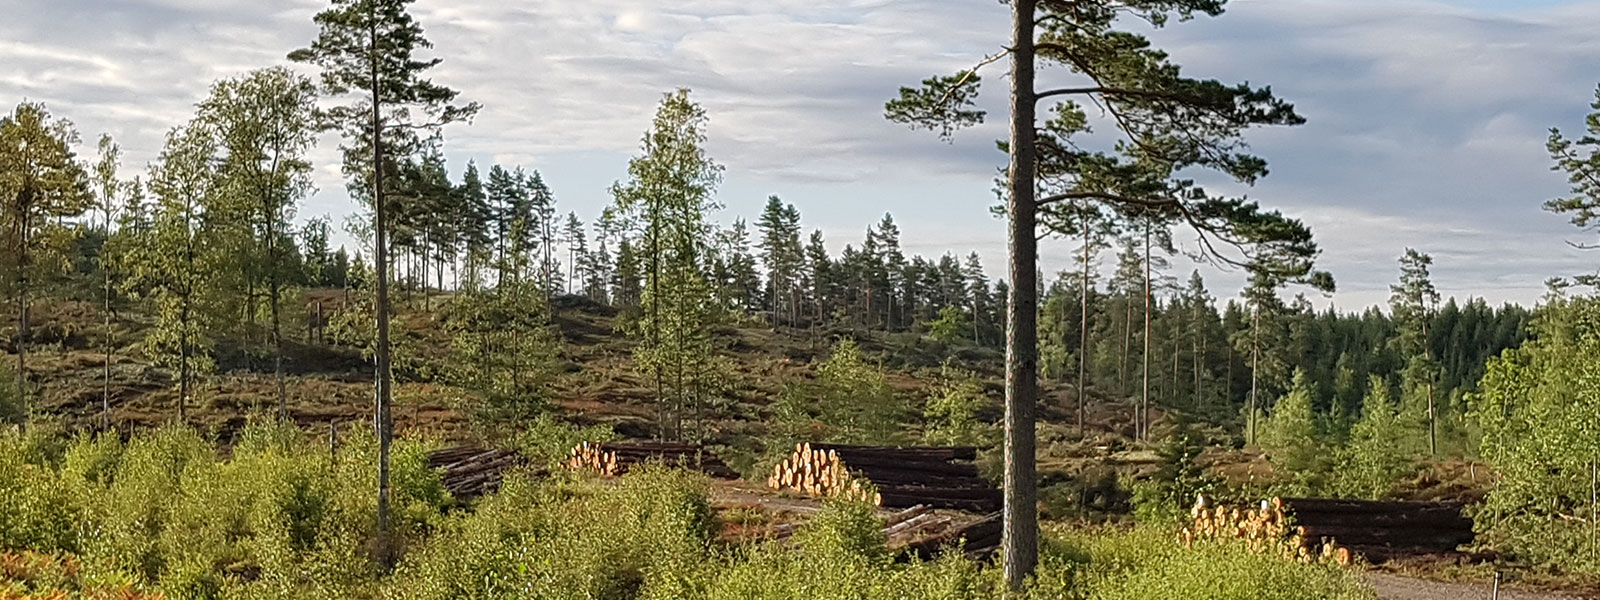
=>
[1369,574,1596,600]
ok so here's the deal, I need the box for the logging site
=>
[4,1,1600,599]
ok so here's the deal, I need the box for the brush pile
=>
[428,446,532,500]
[767,505,1002,559]
[766,443,1000,512]
[565,441,739,479]
[1183,495,1474,565]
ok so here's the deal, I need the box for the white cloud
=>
[2,0,1599,307]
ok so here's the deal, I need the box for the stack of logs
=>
[565,441,739,479]
[768,505,1003,560]
[766,443,1001,512]
[1184,495,1474,565]
[428,446,532,500]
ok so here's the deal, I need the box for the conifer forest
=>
[5,1,1600,598]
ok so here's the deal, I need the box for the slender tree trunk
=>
[1194,316,1203,413]
[651,208,665,440]
[179,296,190,423]
[1141,222,1151,440]
[420,231,429,312]
[17,202,30,428]
[267,199,287,422]
[1121,292,1131,395]
[103,213,113,430]
[1172,316,1180,411]
[1249,305,1260,446]
[369,9,395,569]
[1003,0,1040,588]
[973,297,981,345]
[1078,210,1089,434]
[1424,319,1436,455]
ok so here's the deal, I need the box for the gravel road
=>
[1369,573,1596,600]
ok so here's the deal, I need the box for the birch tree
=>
[198,66,319,420]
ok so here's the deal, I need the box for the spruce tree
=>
[1261,369,1326,494]
[290,0,478,565]
[1333,375,1413,499]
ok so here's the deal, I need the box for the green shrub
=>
[1475,295,1600,573]
[0,429,83,553]
[511,414,616,471]
[388,466,714,600]
[0,362,23,425]
[1036,526,1375,600]
[1131,424,1218,524]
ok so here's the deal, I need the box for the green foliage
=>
[1037,526,1375,600]
[0,422,447,597]
[510,414,616,471]
[1131,421,1219,523]
[441,281,561,434]
[1545,85,1600,260]
[609,89,728,440]
[388,467,713,600]
[773,339,905,447]
[922,363,996,447]
[1259,370,1328,494]
[0,361,21,425]
[927,305,971,345]
[1475,294,1600,573]
[2,426,1380,599]
[1331,376,1416,499]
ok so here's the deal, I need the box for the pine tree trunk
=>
[368,8,396,569]
[1078,209,1090,434]
[1424,320,1436,455]
[1141,223,1151,440]
[1121,292,1131,395]
[420,230,429,312]
[1003,0,1040,588]
[1194,318,1204,413]
[1172,318,1180,411]
[1249,306,1260,446]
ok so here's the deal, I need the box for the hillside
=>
[7,288,1488,515]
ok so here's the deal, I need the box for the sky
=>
[3,0,1599,310]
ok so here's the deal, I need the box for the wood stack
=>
[428,446,531,500]
[766,443,1000,512]
[1183,495,1473,565]
[564,441,739,479]
[767,505,1002,560]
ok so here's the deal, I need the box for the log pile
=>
[767,505,1002,560]
[765,443,1000,512]
[1183,495,1474,565]
[428,446,531,500]
[565,441,739,479]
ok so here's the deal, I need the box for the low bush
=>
[1,425,1380,600]
[1037,526,1375,600]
